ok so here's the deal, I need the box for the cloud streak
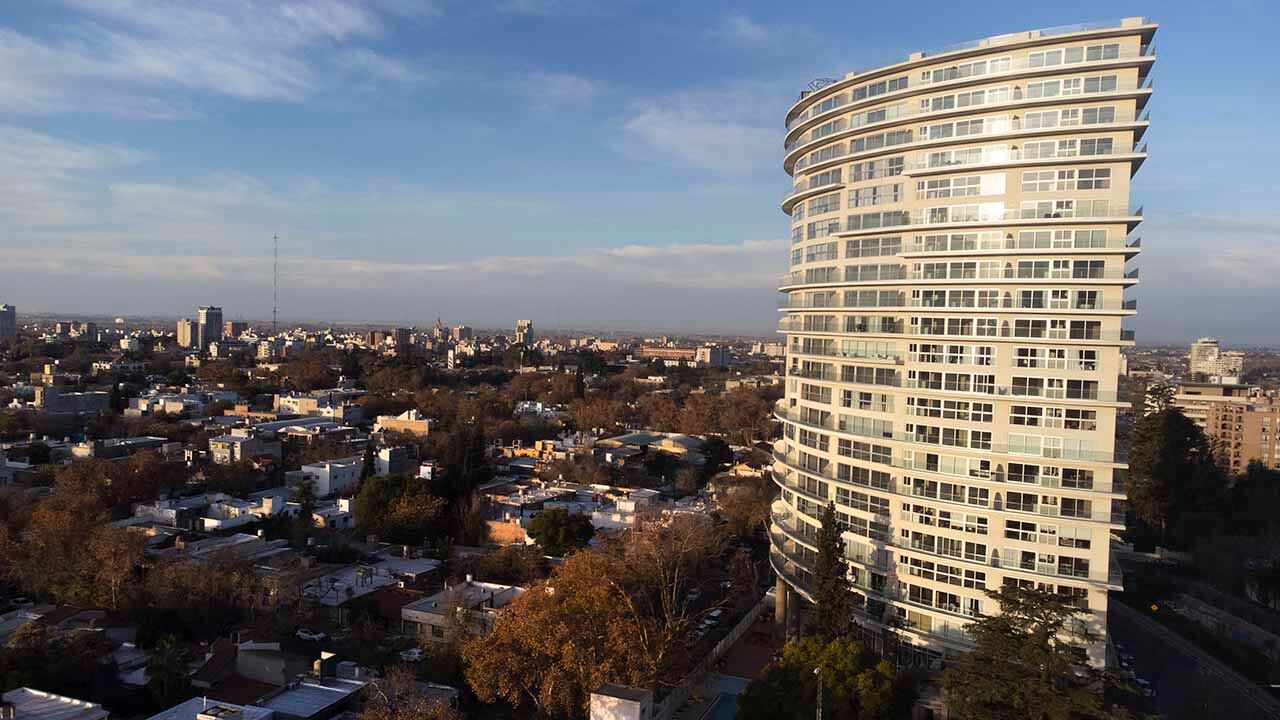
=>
[0,0,431,117]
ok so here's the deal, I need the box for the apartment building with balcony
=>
[771,17,1154,668]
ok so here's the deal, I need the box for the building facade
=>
[1207,399,1280,475]
[1188,337,1244,381]
[197,305,224,351]
[0,304,15,339]
[771,18,1154,667]
[176,318,197,349]
[515,319,534,346]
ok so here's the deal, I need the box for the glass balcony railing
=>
[903,235,1141,254]
[779,318,1136,344]
[792,116,1147,173]
[786,77,1153,154]
[779,295,1136,312]
[773,406,1127,464]
[788,37,1154,131]
[778,366,1126,401]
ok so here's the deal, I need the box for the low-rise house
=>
[401,578,525,643]
[591,489,660,532]
[1,688,109,720]
[310,500,353,530]
[288,457,360,498]
[70,436,168,460]
[210,429,282,465]
[595,431,705,464]
[374,446,412,476]
[146,698,274,720]
[256,677,364,720]
[373,409,435,437]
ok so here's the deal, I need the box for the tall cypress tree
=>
[811,501,856,640]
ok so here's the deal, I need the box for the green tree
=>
[362,442,376,480]
[811,502,856,640]
[1126,407,1222,547]
[941,585,1131,720]
[148,634,193,707]
[737,635,908,720]
[526,507,595,556]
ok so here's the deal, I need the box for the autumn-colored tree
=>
[718,473,775,536]
[638,395,681,433]
[678,394,720,436]
[363,665,464,720]
[462,550,657,718]
[88,525,148,611]
[570,396,624,433]
[616,515,726,682]
[719,387,773,446]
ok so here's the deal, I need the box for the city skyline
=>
[0,1,1276,342]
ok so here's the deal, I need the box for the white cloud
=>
[0,123,141,228]
[510,70,599,110]
[617,80,786,175]
[0,0,430,116]
[494,0,615,16]
[338,48,428,84]
[707,12,768,46]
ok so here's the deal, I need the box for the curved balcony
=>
[780,296,1137,314]
[773,406,1127,466]
[778,366,1129,406]
[779,265,1141,292]
[778,319,1136,346]
[791,114,1149,176]
[784,78,1153,169]
[785,35,1154,132]
[782,179,844,214]
[771,446,1126,507]
[775,490,1122,591]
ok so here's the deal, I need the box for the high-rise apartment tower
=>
[771,17,1154,667]
[197,306,224,352]
[0,305,15,339]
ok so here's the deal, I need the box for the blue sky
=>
[0,0,1275,343]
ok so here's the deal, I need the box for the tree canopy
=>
[737,634,909,720]
[941,584,1133,720]
[526,507,594,556]
[811,501,857,640]
[1126,407,1222,547]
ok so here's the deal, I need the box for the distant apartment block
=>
[1159,380,1259,428]
[1207,398,1280,474]
[0,304,15,339]
[515,319,534,346]
[1188,337,1244,382]
[176,318,197,349]
[197,305,224,351]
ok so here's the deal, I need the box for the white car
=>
[400,648,426,662]
[296,628,327,642]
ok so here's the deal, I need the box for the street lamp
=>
[814,667,823,720]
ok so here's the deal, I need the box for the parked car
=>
[9,597,32,608]
[296,628,327,642]
[400,648,426,662]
